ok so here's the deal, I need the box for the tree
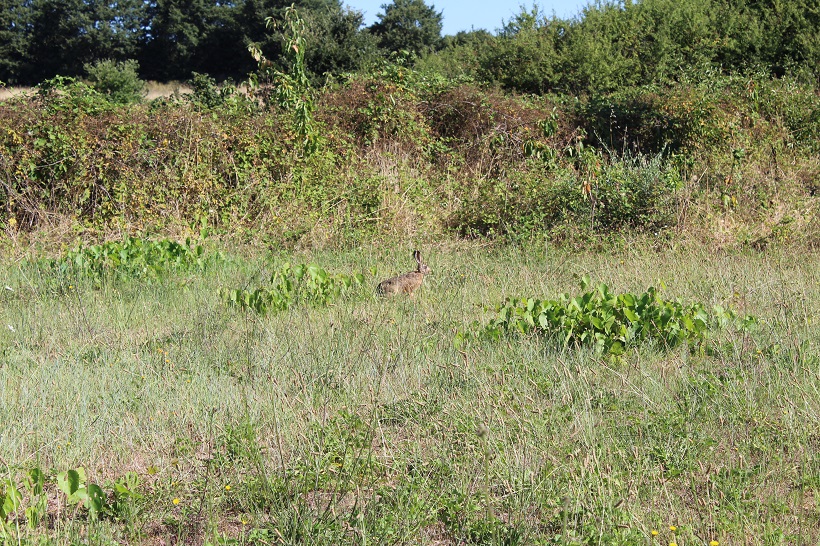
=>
[471,6,568,94]
[302,3,379,78]
[5,0,144,84]
[0,0,29,84]
[417,29,493,79]
[369,0,442,56]
[239,0,377,82]
[140,0,214,81]
[84,0,146,62]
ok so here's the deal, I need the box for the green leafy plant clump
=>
[221,262,365,315]
[460,276,752,356]
[48,236,218,283]
[1,466,142,538]
[83,59,146,105]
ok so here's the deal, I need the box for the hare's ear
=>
[413,250,421,264]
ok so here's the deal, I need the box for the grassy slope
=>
[1,243,819,544]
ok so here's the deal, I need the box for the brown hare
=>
[377,250,432,296]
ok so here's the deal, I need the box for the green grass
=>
[1,243,819,545]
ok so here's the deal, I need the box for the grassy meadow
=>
[1,241,819,545]
[2,42,820,545]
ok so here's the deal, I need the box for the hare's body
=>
[377,251,431,296]
[378,271,425,295]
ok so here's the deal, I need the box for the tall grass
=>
[1,243,818,544]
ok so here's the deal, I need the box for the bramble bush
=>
[1,66,818,247]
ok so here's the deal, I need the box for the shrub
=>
[84,59,146,105]
[449,150,681,239]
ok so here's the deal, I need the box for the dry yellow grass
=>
[0,86,33,100]
[0,82,192,101]
[144,80,192,100]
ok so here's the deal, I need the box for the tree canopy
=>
[369,0,443,56]
[0,0,817,92]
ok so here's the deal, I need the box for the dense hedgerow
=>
[1,70,819,247]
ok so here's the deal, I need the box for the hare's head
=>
[414,250,432,275]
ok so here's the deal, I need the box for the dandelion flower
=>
[669,526,677,532]
[710,542,719,546]
[669,543,677,546]
[225,485,231,491]
[651,530,659,536]
[173,498,180,505]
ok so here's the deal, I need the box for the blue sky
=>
[346,0,590,35]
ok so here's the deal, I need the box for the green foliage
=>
[438,489,525,545]
[186,72,226,109]
[185,72,251,112]
[0,478,22,521]
[452,149,682,239]
[476,7,564,95]
[301,410,376,488]
[250,5,321,155]
[6,0,145,84]
[0,468,48,534]
[220,262,364,315]
[1,70,818,247]
[459,277,748,356]
[35,75,111,114]
[2,0,820,90]
[84,59,146,105]
[416,29,490,79]
[109,472,144,521]
[1,248,817,544]
[48,236,214,283]
[370,0,443,57]
[302,3,380,78]
[140,0,213,81]
[0,465,143,540]
[0,0,30,85]
[586,150,683,231]
[422,0,820,96]
[56,467,108,518]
